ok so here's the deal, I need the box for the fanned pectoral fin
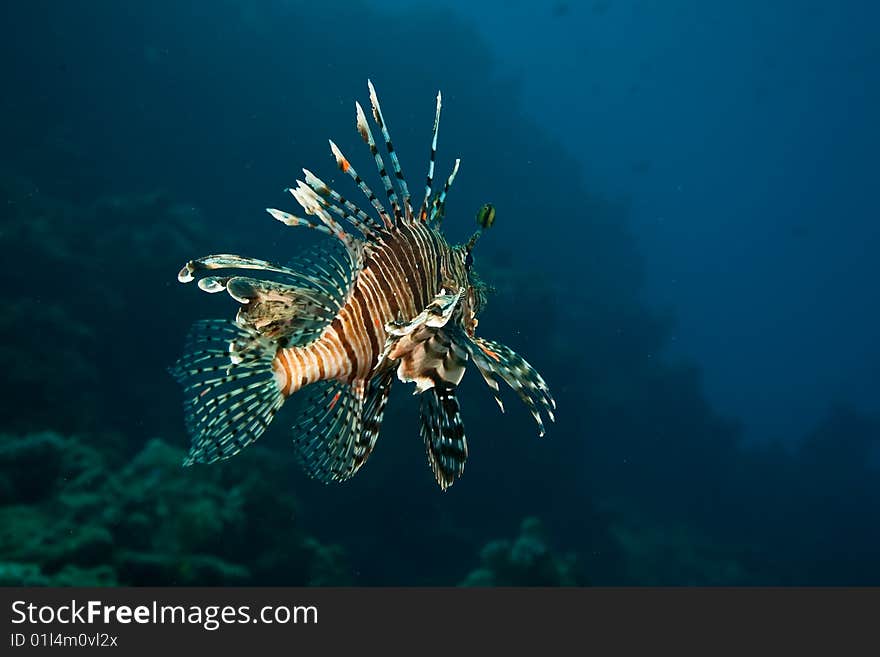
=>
[291,379,367,483]
[178,239,362,348]
[228,276,337,344]
[465,336,556,437]
[420,383,468,491]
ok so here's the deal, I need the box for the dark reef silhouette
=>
[0,432,349,585]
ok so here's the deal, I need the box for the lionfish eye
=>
[465,251,474,270]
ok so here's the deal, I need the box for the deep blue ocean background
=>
[1,0,877,585]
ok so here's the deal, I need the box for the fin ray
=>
[180,240,361,348]
[419,91,442,221]
[465,336,556,436]
[356,99,403,224]
[352,369,394,473]
[302,168,382,238]
[366,80,412,218]
[170,320,284,465]
[428,158,460,224]
[329,139,394,229]
[420,383,467,490]
[291,379,366,483]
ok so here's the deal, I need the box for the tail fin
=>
[170,319,284,465]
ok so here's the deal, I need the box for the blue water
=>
[1,0,877,585]
[425,0,880,444]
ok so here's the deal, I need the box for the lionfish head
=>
[459,231,493,319]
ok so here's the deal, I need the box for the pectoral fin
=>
[178,240,361,348]
[380,289,468,392]
[467,337,556,436]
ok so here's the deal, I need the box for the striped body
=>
[172,82,554,490]
[273,221,465,395]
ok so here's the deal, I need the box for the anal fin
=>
[352,369,394,473]
[291,379,366,483]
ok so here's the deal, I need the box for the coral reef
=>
[460,517,584,586]
[0,174,212,439]
[0,432,351,586]
[610,520,751,586]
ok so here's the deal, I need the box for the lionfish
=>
[171,81,555,490]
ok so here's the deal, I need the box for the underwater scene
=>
[1,0,878,586]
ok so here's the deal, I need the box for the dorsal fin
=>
[329,139,394,229]
[367,80,412,219]
[356,99,403,225]
[428,158,461,224]
[302,168,382,239]
[419,91,442,221]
